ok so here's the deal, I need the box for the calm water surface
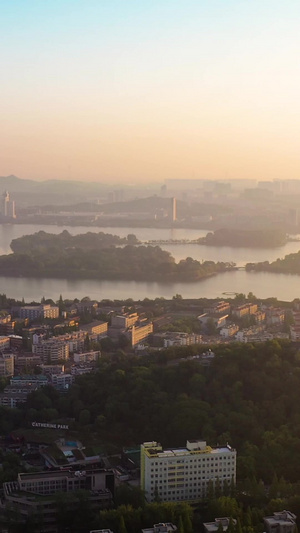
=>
[0,271,299,302]
[1,224,299,266]
[0,224,299,301]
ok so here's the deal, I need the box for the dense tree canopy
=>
[15,339,300,484]
[0,231,233,281]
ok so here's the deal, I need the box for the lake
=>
[0,224,299,301]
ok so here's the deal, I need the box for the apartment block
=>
[204,301,231,315]
[162,332,202,347]
[130,322,153,347]
[19,304,59,320]
[0,336,10,350]
[32,338,69,363]
[10,375,48,387]
[220,324,239,338]
[111,313,138,328]
[265,307,285,325]
[0,383,40,408]
[51,373,74,390]
[40,364,65,375]
[0,353,14,376]
[0,314,15,335]
[73,351,100,363]
[198,314,228,329]
[141,440,236,503]
[81,321,108,339]
[14,353,41,369]
[232,303,258,318]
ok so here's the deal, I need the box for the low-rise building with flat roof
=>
[204,518,237,533]
[142,524,177,533]
[264,511,297,533]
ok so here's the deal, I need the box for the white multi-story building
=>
[141,440,236,503]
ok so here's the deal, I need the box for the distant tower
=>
[2,191,10,216]
[2,191,16,218]
[172,197,177,222]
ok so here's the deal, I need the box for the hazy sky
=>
[1,0,300,183]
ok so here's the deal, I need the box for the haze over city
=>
[1,0,300,182]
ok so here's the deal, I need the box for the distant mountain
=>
[0,175,109,193]
[0,175,112,206]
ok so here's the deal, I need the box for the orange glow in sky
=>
[1,0,300,183]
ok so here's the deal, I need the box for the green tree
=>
[79,409,91,426]
[118,515,128,533]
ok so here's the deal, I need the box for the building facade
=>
[141,440,236,503]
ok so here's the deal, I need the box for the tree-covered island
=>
[0,230,235,281]
[198,228,287,247]
[246,249,300,274]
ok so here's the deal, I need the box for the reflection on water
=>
[0,224,299,301]
[0,270,300,303]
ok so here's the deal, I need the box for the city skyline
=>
[1,0,300,183]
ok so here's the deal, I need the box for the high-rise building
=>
[141,440,236,503]
[171,197,177,222]
[2,191,16,218]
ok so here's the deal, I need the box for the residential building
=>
[3,468,114,530]
[142,523,177,533]
[8,334,23,348]
[0,336,10,350]
[254,310,266,323]
[290,326,300,341]
[198,314,228,329]
[130,322,153,347]
[51,373,74,390]
[141,439,236,503]
[14,353,41,369]
[71,364,95,376]
[73,350,100,363]
[81,321,108,339]
[0,353,14,376]
[0,314,15,335]
[162,332,202,347]
[204,301,231,315]
[220,324,239,338]
[19,304,59,320]
[75,300,98,314]
[264,511,297,533]
[265,307,285,325]
[232,303,258,318]
[32,338,69,363]
[40,363,65,375]
[0,383,40,408]
[111,313,138,328]
[204,518,237,533]
[10,375,48,387]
